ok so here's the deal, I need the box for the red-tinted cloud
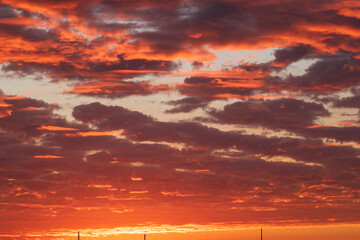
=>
[1,94,359,236]
[268,53,360,93]
[165,97,208,113]
[0,0,360,238]
[209,98,330,129]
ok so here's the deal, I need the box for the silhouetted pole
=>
[78,231,80,240]
[144,234,146,240]
[261,228,262,240]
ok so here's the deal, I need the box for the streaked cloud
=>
[0,0,359,239]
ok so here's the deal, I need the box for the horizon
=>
[4,225,360,240]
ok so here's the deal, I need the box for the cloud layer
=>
[0,0,359,238]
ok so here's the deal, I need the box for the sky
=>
[0,0,359,239]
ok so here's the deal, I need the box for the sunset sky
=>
[0,0,359,239]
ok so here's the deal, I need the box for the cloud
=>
[302,126,360,143]
[191,61,204,70]
[0,0,360,236]
[208,98,360,143]
[0,4,18,18]
[273,44,316,66]
[209,98,330,129]
[0,18,56,42]
[87,54,180,72]
[178,76,264,99]
[72,102,153,129]
[269,53,360,93]
[0,0,359,100]
[165,97,208,113]
[67,80,171,98]
[1,96,359,234]
[333,95,360,109]
[0,91,70,137]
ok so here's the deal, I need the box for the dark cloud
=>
[269,53,360,92]
[273,44,316,66]
[234,62,274,72]
[0,23,56,42]
[87,54,180,72]
[333,95,360,109]
[191,61,204,70]
[0,4,18,18]
[184,77,214,85]
[72,102,153,129]
[322,34,360,53]
[21,28,55,42]
[72,102,327,159]
[208,97,360,143]
[73,102,233,147]
[126,0,360,57]
[179,52,359,100]
[165,97,208,113]
[0,90,85,138]
[179,76,260,99]
[209,98,330,129]
[2,61,83,81]
[303,126,360,143]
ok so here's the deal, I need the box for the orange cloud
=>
[65,130,123,137]
[307,122,360,128]
[0,1,360,239]
[34,155,63,159]
[129,190,149,194]
[67,81,171,97]
[87,184,113,188]
[131,177,143,181]
[38,125,79,131]
[161,191,209,197]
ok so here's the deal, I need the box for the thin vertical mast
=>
[261,228,262,240]
[78,231,80,240]
[144,234,146,240]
